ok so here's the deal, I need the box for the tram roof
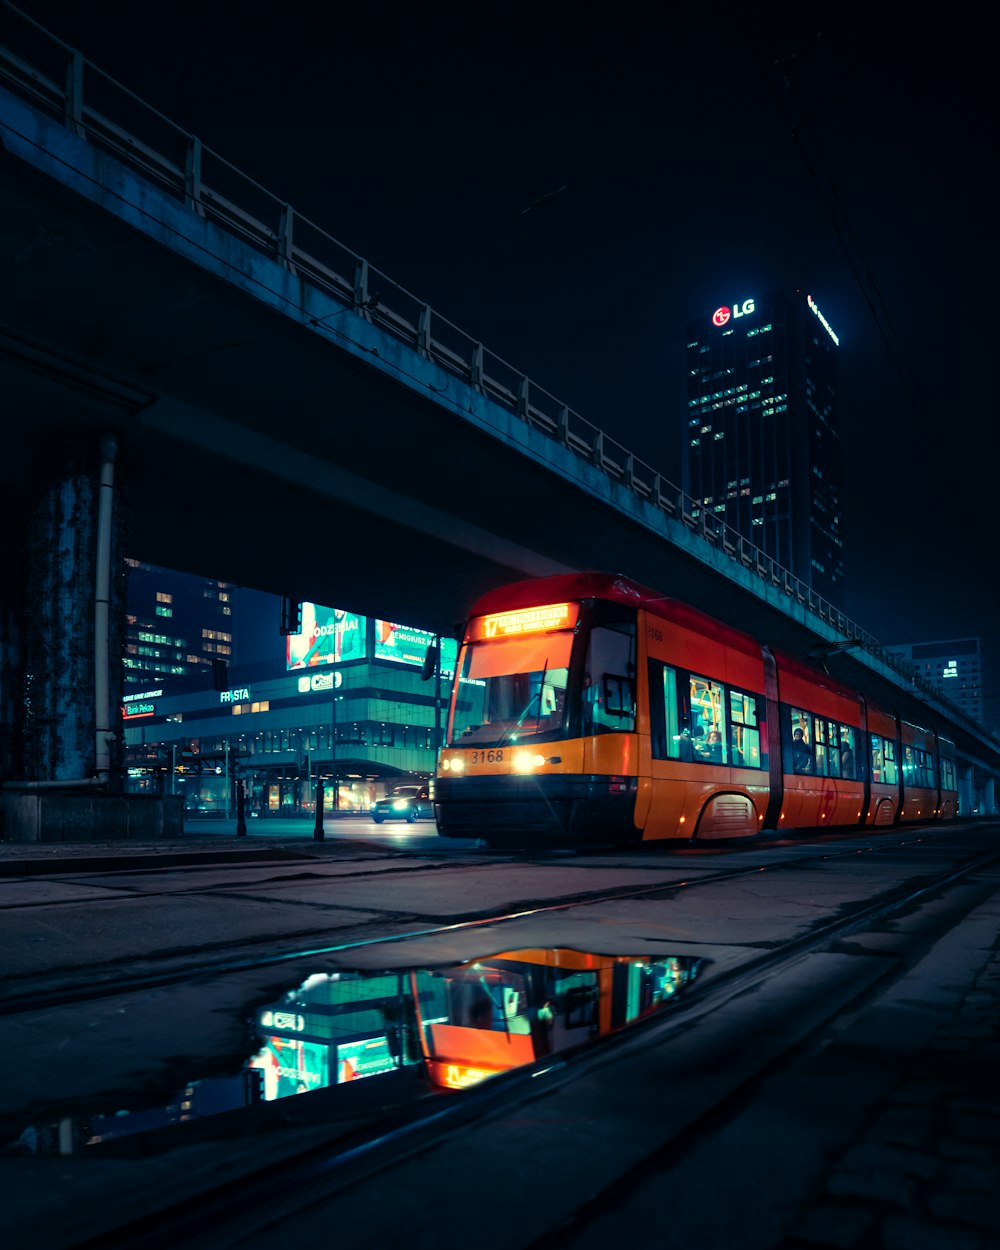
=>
[466,571,762,657]
[466,572,877,704]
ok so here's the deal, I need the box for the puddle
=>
[7,948,703,1156]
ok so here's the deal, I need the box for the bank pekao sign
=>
[712,298,755,327]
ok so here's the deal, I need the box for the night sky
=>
[9,2,998,724]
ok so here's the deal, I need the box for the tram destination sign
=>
[474,602,579,640]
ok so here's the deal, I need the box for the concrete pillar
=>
[957,762,975,818]
[18,440,126,786]
[0,436,186,842]
[0,589,24,782]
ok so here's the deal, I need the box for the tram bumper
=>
[434,773,640,847]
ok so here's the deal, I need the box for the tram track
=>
[0,827,969,1017]
[46,840,1000,1250]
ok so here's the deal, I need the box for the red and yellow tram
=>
[433,572,958,847]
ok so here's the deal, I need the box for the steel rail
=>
[0,827,962,1016]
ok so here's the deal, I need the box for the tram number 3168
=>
[471,749,505,764]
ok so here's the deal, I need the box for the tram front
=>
[434,585,639,848]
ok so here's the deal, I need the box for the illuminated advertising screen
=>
[336,1035,398,1083]
[374,620,458,679]
[247,1036,330,1100]
[286,603,366,670]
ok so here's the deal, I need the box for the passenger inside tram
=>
[792,725,813,774]
[695,728,724,762]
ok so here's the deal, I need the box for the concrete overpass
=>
[1,10,997,811]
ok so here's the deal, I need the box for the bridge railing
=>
[0,4,986,739]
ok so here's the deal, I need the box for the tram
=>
[433,572,958,847]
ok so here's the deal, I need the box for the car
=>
[371,784,434,824]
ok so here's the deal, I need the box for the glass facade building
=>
[122,578,455,817]
[683,289,844,602]
[124,559,235,692]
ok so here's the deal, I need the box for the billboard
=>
[247,1036,330,1100]
[374,620,458,679]
[336,1035,398,1083]
[286,603,366,670]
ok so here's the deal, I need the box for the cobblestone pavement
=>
[784,941,1000,1249]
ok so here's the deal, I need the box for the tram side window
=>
[941,756,956,790]
[840,726,856,779]
[871,735,884,782]
[902,746,916,785]
[871,735,899,785]
[728,689,764,769]
[913,748,934,788]
[690,674,726,763]
[582,624,636,735]
[812,717,830,776]
[648,662,689,761]
[789,708,813,774]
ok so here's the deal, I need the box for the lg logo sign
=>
[712,298,755,327]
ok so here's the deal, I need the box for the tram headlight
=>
[443,756,464,773]
[514,752,546,773]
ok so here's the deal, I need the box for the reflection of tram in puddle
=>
[5,950,702,1156]
[414,949,700,1089]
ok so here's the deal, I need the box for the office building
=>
[124,559,235,692]
[683,289,844,602]
[123,596,455,815]
[887,638,984,726]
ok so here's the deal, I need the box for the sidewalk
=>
[780,896,1000,1249]
[0,816,416,873]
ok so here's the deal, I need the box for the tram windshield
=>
[449,628,574,747]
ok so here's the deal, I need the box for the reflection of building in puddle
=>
[5,951,702,1156]
[248,969,415,1101]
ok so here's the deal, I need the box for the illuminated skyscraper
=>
[683,289,843,602]
[123,559,235,691]
[887,638,984,727]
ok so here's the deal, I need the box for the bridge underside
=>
[0,147,791,637]
[0,131,994,773]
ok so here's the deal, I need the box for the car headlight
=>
[392,799,408,811]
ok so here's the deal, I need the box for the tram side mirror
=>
[603,674,635,717]
[421,640,440,681]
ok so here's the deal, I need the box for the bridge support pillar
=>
[958,762,976,818]
[0,435,179,842]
